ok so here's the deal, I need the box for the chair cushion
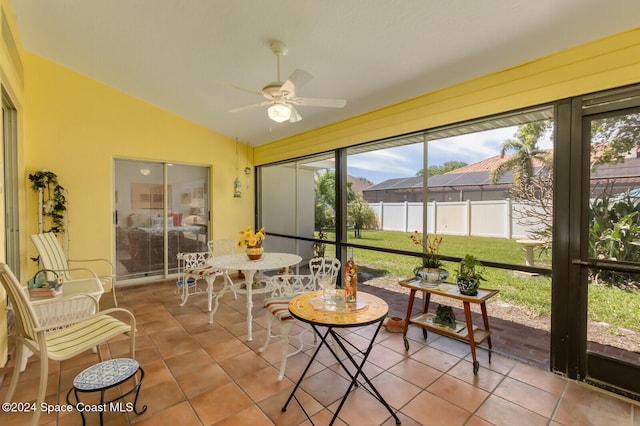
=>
[45,315,132,360]
[264,296,293,322]
[185,265,221,276]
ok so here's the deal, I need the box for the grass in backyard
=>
[322,229,639,331]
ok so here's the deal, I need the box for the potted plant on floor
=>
[456,254,485,296]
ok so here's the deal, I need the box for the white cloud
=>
[345,125,553,184]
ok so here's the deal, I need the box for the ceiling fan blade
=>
[287,69,313,88]
[228,101,270,113]
[280,79,296,99]
[290,96,346,108]
[215,79,262,97]
[289,105,302,123]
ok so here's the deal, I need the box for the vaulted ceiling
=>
[11,1,640,146]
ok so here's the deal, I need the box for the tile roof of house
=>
[363,150,640,192]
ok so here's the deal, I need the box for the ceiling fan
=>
[225,41,346,123]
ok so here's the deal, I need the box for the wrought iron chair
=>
[0,263,136,426]
[309,256,341,290]
[176,250,233,319]
[307,256,342,343]
[30,232,117,305]
[259,274,316,380]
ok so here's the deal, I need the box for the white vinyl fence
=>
[368,200,543,239]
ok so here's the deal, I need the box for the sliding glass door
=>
[582,102,640,395]
[114,159,209,281]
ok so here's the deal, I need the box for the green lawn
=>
[322,229,639,332]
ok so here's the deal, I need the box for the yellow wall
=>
[22,53,254,277]
[255,26,640,165]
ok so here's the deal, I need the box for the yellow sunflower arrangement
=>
[236,226,266,249]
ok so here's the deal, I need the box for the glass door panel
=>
[166,164,209,274]
[114,160,209,281]
[586,109,640,390]
[115,161,164,280]
[260,153,335,259]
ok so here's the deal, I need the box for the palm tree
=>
[489,121,552,190]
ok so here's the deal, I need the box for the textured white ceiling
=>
[10,0,640,146]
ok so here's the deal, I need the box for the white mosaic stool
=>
[66,358,146,425]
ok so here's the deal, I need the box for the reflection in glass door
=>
[114,160,209,281]
[585,108,640,394]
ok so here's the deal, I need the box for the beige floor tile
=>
[401,390,471,426]
[508,361,567,396]
[134,380,186,422]
[300,367,351,407]
[189,382,253,424]
[553,381,636,426]
[428,374,489,412]
[147,328,201,359]
[447,359,506,392]
[259,387,323,426]
[475,394,548,426]
[388,356,443,388]
[217,349,271,380]
[493,376,559,418]
[4,279,636,426]
[410,344,464,372]
[212,405,274,426]
[234,366,294,402]
[463,348,517,375]
[163,347,214,378]
[176,363,233,399]
[370,371,422,409]
[366,342,408,370]
[203,335,251,361]
[132,401,201,426]
[331,386,401,425]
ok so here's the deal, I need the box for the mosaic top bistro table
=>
[66,358,146,425]
[282,290,401,425]
[399,277,499,375]
[207,252,302,341]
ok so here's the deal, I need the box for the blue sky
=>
[347,126,553,184]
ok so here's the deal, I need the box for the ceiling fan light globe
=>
[268,103,292,123]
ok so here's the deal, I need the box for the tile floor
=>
[1,277,639,425]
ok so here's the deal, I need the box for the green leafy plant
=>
[28,170,67,234]
[434,304,456,328]
[457,254,485,282]
[456,254,485,295]
[589,188,640,288]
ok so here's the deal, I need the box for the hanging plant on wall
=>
[28,170,67,234]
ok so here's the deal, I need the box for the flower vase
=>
[414,267,448,285]
[246,245,264,260]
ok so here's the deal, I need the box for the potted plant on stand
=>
[409,231,448,286]
[456,254,485,296]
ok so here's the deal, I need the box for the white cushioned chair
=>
[31,232,117,305]
[259,274,316,380]
[0,263,136,426]
[176,250,233,320]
